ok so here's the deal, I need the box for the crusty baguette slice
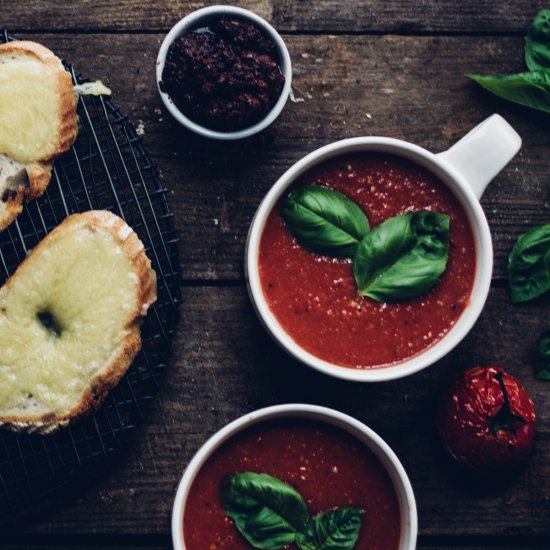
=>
[0,41,78,230]
[0,210,157,434]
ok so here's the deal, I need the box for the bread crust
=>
[0,41,78,231]
[0,41,78,161]
[0,161,53,231]
[0,211,157,434]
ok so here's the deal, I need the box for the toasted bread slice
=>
[0,211,157,434]
[0,41,78,230]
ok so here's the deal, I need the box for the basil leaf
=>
[466,70,550,114]
[281,185,370,258]
[536,330,550,380]
[295,508,364,550]
[353,211,450,302]
[525,10,550,70]
[221,472,309,549]
[508,224,550,303]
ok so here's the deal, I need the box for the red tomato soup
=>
[183,419,401,549]
[258,153,476,368]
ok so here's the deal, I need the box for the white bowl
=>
[245,114,521,382]
[172,404,417,550]
[156,5,292,140]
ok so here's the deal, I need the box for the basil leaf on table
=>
[281,185,370,258]
[295,508,364,550]
[221,472,309,549]
[466,71,550,114]
[467,9,550,113]
[508,224,550,303]
[353,211,450,302]
[536,331,550,380]
[525,10,550,70]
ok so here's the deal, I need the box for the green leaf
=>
[536,330,550,380]
[281,185,370,258]
[508,224,550,303]
[525,10,550,70]
[295,508,364,550]
[353,211,450,302]
[466,70,550,114]
[221,472,309,549]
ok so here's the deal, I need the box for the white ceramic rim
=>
[156,5,292,140]
[171,403,418,550]
[245,137,493,382]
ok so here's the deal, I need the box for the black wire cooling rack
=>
[0,32,181,513]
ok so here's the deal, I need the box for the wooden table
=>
[1,1,549,549]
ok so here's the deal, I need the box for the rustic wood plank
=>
[0,285,548,536]
[13,32,544,283]
[2,0,549,33]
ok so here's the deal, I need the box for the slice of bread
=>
[0,210,157,434]
[0,41,78,230]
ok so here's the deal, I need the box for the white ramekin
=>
[172,404,417,550]
[245,114,522,382]
[156,5,292,140]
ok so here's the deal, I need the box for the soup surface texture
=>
[183,418,401,549]
[258,153,476,368]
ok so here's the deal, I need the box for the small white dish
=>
[172,404,417,550]
[156,5,292,140]
[245,114,522,382]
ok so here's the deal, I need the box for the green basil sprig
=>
[222,472,309,549]
[467,10,550,113]
[507,223,550,303]
[281,186,370,258]
[295,508,364,550]
[466,71,550,114]
[280,185,451,302]
[353,211,450,301]
[221,472,364,550]
[526,9,550,71]
[536,331,550,380]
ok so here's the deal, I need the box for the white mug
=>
[172,404,418,550]
[245,114,521,382]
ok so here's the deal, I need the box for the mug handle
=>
[436,114,522,200]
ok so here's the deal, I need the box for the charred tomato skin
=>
[437,365,536,474]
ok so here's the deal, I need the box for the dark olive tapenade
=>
[160,17,285,132]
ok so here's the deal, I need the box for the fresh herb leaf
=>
[295,508,364,550]
[467,10,550,113]
[466,71,550,114]
[525,10,550,70]
[281,185,370,258]
[221,472,309,549]
[536,330,550,380]
[508,224,550,303]
[353,211,450,302]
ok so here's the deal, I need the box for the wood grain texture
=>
[0,286,548,537]
[13,32,548,283]
[2,3,550,546]
[2,0,549,33]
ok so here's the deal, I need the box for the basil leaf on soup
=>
[353,211,450,302]
[281,185,370,258]
[295,507,364,550]
[221,472,309,549]
[525,10,550,71]
[536,331,550,380]
[466,70,550,114]
[508,224,550,303]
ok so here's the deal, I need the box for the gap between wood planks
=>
[2,28,528,37]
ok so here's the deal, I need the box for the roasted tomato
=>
[437,366,536,473]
